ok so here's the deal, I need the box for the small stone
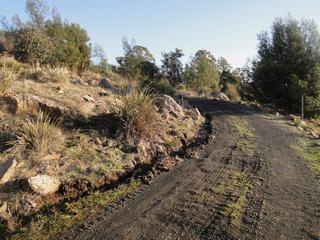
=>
[0,157,17,184]
[83,95,95,102]
[39,153,61,161]
[99,89,108,96]
[28,174,61,195]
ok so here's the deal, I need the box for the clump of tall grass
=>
[29,67,69,83]
[0,65,18,93]
[16,110,62,154]
[118,87,158,140]
[0,55,22,74]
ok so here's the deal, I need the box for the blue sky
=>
[2,0,320,68]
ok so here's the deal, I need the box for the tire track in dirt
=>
[58,100,320,240]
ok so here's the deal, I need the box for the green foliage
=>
[25,0,49,27]
[152,78,176,96]
[118,88,158,140]
[161,48,184,86]
[184,50,220,93]
[252,16,320,117]
[116,38,158,82]
[45,21,91,73]
[13,27,53,69]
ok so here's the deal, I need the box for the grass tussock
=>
[16,110,62,155]
[0,56,22,74]
[0,64,18,93]
[118,87,158,140]
[29,67,69,83]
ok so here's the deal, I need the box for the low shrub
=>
[152,78,176,96]
[118,88,158,140]
[225,84,241,102]
[0,65,18,93]
[17,110,62,154]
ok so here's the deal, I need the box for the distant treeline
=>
[1,1,320,117]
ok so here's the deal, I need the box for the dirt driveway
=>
[59,100,320,240]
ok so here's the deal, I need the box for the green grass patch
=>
[235,140,256,156]
[215,171,254,226]
[293,138,320,180]
[231,117,256,156]
[233,118,255,138]
[10,180,141,240]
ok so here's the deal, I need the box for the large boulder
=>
[155,94,185,118]
[210,91,229,101]
[25,94,71,118]
[99,78,113,89]
[0,157,17,184]
[27,174,61,195]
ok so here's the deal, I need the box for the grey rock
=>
[0,157,17,184]
[28,174,61,195]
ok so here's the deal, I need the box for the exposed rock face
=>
[155,94,185,118]
[0,93,72,118]
[99,78,113,89]
[0,157,17,184]
[28,174,61,195]
[25,94,71,118]
[188,107,202,120]
[210,91,229,101]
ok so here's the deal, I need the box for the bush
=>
[225,84,241,102]
[17,110,62,154]
[0,56,22,74]
[28,67,69,83]
[0,64,18,93]
[152,78,176,96]
[118,88,158,140]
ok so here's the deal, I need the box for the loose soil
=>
[58,100,320,240]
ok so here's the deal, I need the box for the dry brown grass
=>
[28,67,69,83]
[0,55,22,74]
[0,64,18,93]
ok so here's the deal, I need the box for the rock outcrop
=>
[155,94,185,118]
[0,157,17,184]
